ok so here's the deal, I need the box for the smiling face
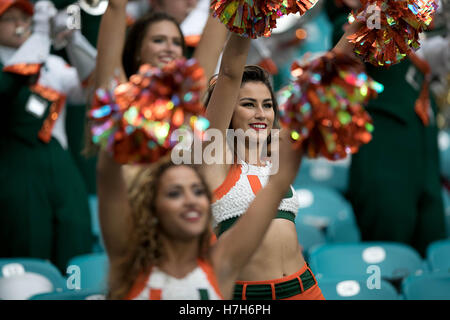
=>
[231,81,275,144]
[139,20,184,68]
[0,6,32,48]
[154,166,211,241]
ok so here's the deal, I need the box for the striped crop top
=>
[126,259,224,300]
[212,161,299,236]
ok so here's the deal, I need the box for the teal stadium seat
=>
[67,253,109,291]
[426,239,450,273]
[442,188,450,237]
[30,289,106,300]
[295,185,360,243]
[293,156,351,193]
[317,277,399,300]
[401,273,450,300]
[88,195,105,252]
[439,130,450,181]
[308,243,424,284]
[295,221,326,259]
[0,258,66,299]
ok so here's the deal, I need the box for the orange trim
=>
[30,83,62,101]
[282,284,325,300]
[297,275,304,292]
[408,51,432,126]
[125,270,151,300]
[212,165,241,202]
[185,35,201,48]
[209,233,217,245]
[236,263,326,300]
[270,283,276,300]
[30,84,66,143]
[197,259,225,300]
[3,63,41,76]
[126,15,136,27]
[236,262,309,286]
[149,288,162,300]
[247,175,262,195]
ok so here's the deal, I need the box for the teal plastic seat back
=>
[30,289,106,300]
[0,258,66,290]
[88,195,105,252]
[293,156,350,193]
[0,258,66,299]
[308,243,424,282]
[67,253,109,291]
[402,273,450,300]
[295,185,360,242]
[295,221,326,259]
[426,239,450,273]
[318,277,399,300]
[326,218,361,243]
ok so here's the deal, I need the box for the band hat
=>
[0,0,34,17]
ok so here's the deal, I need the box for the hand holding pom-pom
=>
[278,51,384,160]
[285,0,320,15]
[211,0,319,38]
[347,0,438,67]
[89,59,210,164]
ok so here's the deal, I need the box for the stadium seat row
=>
[1,239,449,300]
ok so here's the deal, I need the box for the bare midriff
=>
[236,219,306,281]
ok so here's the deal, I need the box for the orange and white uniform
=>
[211,161,325,300]
[126,259,224,300]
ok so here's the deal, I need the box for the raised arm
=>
[211,130,303,295]
[95,0,128,88]
[205,33,251,134]
[95,0,132,262]
[96,150,132,262]
[193,10,228,93]
[331,20,364,57]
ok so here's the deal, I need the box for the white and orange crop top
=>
[212,161,299,236]
[126,259,224,300]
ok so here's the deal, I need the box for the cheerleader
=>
[199,12,364,299]
[98,0,226,89]
[95,119,302,299]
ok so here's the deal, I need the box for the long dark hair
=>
[122,12,187,78]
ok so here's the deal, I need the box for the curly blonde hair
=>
[108,158,213,299]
